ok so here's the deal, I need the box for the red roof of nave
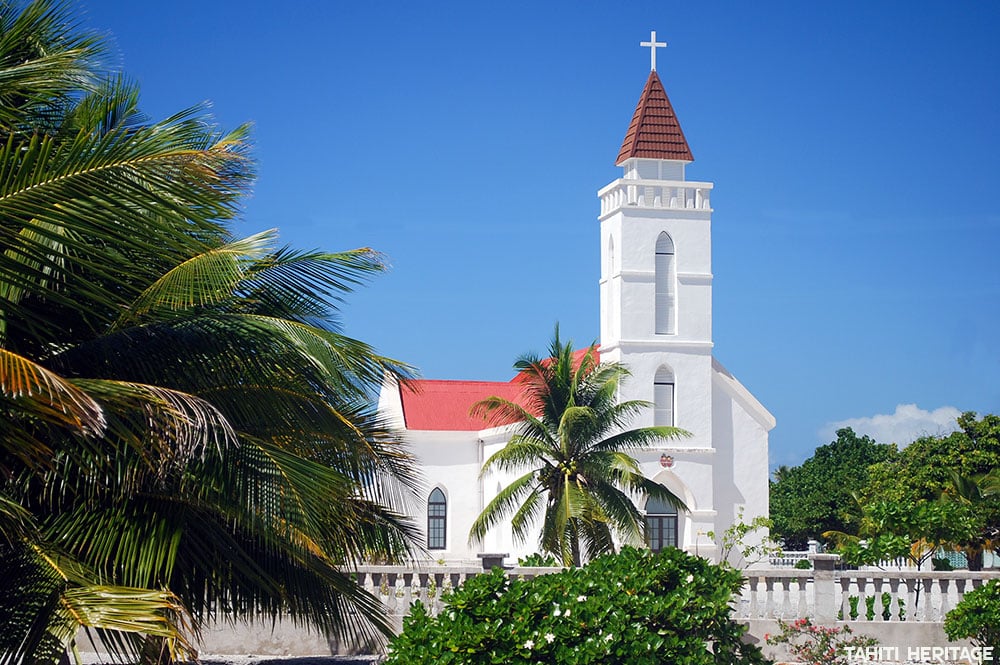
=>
[399,379,525,431]
[616,70,694,164]
[399,348,600,431]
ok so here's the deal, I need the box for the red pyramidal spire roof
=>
[616,70,693,165]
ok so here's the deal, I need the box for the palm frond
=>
[479,436,552,476]
[469,472,537,546]
[0,0,105,133]
[111,230,276,330]
[0,348,105,470]
[73,378,237,467]
[0,539,193,665]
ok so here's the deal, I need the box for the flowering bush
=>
[765,618,877,665]
[383,546,767,665]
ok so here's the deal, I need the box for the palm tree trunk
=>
[966,547,984,571]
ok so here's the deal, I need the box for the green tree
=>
[468,327,687,567]
[824,499,978,569]
[0,2,416,661]
[862,413,1000,569]
[769,428,896,550]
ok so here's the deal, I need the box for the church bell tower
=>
[598,32,716,452]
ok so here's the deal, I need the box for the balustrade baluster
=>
[764,578,776,619]
[939,577,952,617]
[903,578,918,622]
[857,576,871,622]
[887,578,901,622]
[954,577,967,606]
[746,576,759,619]
[839,577,852,620]
[779,578,793,618]
[919,578,934,621]
[871,578,884,621]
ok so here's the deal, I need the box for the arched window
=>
[654,366,675,427]
[644,494,678,552]
[654,232,676,334]
[427,488,447,550]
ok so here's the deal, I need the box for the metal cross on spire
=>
[640,30,667,71]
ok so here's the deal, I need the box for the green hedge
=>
[384,546,766,665]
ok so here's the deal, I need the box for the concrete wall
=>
[744,619,976,663]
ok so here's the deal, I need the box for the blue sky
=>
[80,1,999,469]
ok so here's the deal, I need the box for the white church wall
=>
[479,431,538,562]
[608,210,713,344]
[376,377,406,430]
[407,430,482,563]
[615,349,714,450]
[676,275,713,343]
[615,209,712,276]
[712,366,772,565]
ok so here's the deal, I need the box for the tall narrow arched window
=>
[644,494,678,552]
[655,232,676,334]
[427,488,447,550]
[654,367,675,427]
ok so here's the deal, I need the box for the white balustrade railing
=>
[769,550,811,567]
[353,565,558,619]
[351,560,1000,625]
[598,179,712,217]
[734,568,998,623]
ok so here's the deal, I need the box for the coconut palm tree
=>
[0,2,417,662]
[940,470,1000,571]
[468,327,688,567]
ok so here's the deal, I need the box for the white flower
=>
[604,633,614,642]
[524,639,535,650]
[685,573,694,583]
[544,633,555,643]
[553,608,561,617]
[576,595,587,602]
[564,608,571,617]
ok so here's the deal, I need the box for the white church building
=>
[377,33,774,566]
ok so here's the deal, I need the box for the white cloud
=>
[820,404,962,447]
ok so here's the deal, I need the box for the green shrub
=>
[517,552,560,567]
[880,592,892,621]
[794,558,812,570]
[384,546,767,665]
[865,595,876,621]
[945,579,1000,654]
[932,557,955,571]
